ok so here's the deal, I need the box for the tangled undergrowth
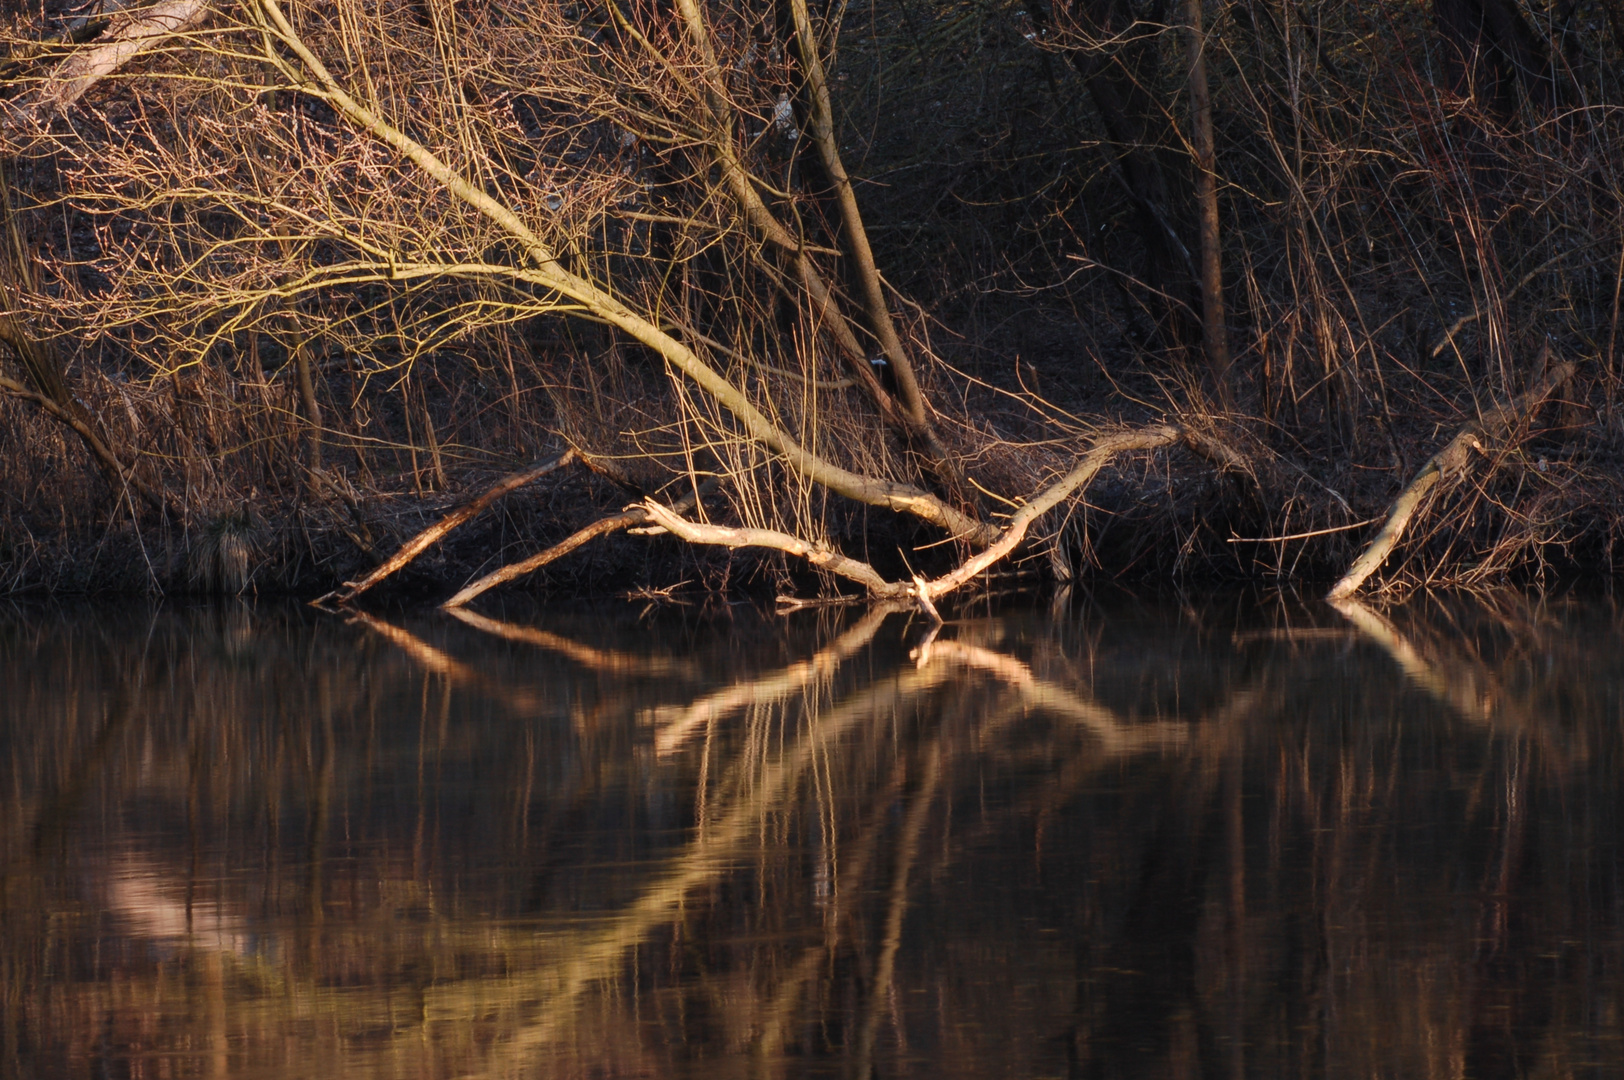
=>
[2,0,1622,606]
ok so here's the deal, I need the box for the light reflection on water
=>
[2,592,1622,1079]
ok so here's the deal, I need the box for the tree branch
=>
[1327,356,1574,600]
[246,0,997,545]
[317,449,575,606]
[637,423,1188,610]
[8,0,210,123]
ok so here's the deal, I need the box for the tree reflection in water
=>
[1,592,1621,1079]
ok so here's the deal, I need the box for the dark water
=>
[2,592,1623,1080]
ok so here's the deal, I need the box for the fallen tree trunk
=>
[1326,356,1575,600]
[638,423,1194,613]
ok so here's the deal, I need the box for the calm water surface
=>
[2,592,1623,1079]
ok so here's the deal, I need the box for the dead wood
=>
[440,478,715,609]
[638,424,1189,612]
[912,424,1186,604]
[318,449,575,606]
[637,499,906,598]
[1326,357,1575,600]
[6,0,210,125]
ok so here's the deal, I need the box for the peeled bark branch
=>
[637,424,1191,611]
[441,479,716,609]
[638,499,905,598]
[1326,357,1574,600]
[9,0,209,123]
[914,425,1184,602]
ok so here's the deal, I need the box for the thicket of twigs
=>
[1,0,1622,602]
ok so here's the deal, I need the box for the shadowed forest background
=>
[3,0,1624,601]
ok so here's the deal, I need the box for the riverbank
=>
[5,0,1624,602]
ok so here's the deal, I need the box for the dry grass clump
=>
[186,506,258,594]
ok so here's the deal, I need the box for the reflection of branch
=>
[349,611,480,680]
[349,611,545,713]
[2,683,139,871]
[1230,627,1356,646]
[644,605,894,755]
[444,607,700,680]
[1332,598,1576,759]
[427,664,958,1077]
[854,743,942,1080]
[751,756,909,1062]
[1330,598,1491,723]
[922,640,1188,754]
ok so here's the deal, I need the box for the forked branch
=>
[639,423,1192,611]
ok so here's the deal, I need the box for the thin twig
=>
[1229,517,1376,543]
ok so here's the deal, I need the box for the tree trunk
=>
[1183,0,1231,402]
[1434,0,1559,121]
[1042,0,1202,352]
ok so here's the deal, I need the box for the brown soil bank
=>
[3,0,1624,603]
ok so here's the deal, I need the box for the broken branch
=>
[1327,357,1574,600]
